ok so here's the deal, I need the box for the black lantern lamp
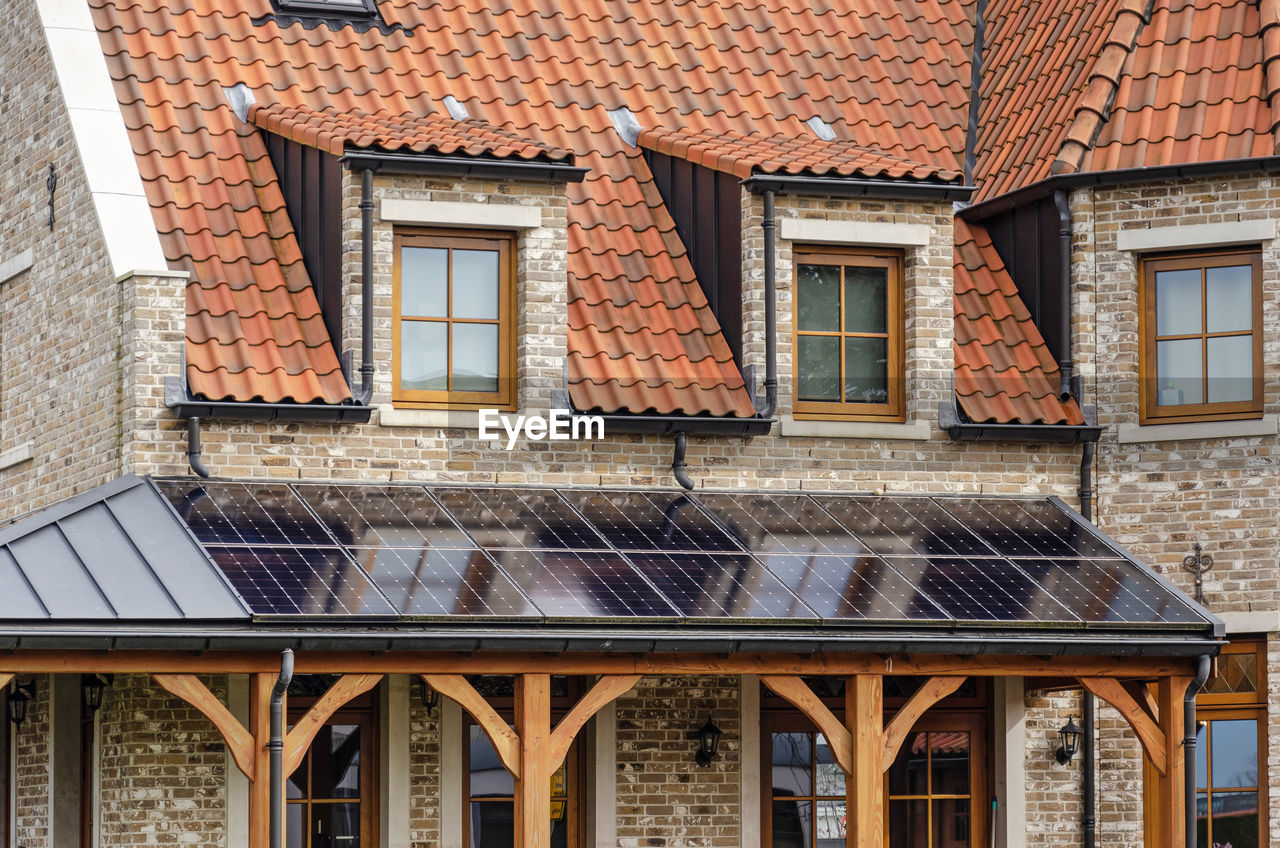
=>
[81,674,113,714]
[1055,716,1082,765]
[693,715,722,767]
[6,680,35,726]
[418,679,439,715]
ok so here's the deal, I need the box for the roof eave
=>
[743,174,975,202]
[938,399,1104,443]
[340,151,588,183]
[166,376,374,423]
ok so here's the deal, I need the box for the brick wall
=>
[409,694,441,848]
[13,676,49,848]
[616,676,740,848]
[0,1,123,520]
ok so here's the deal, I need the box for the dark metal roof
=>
[0,475,248,621]
[0,476,1222,655]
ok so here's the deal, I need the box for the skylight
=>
[272,0,379,17]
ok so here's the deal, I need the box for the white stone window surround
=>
[379,198,543,231]
[1116,220,1276,440]
[0,249,37,472]
[778,216,936,441]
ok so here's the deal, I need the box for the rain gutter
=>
[339,151,588,183]
[742,174,975,203]
[167,377,374,423]
[938,399,1103,443]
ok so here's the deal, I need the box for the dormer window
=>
[393,229,516,411]
[272,0,379,17]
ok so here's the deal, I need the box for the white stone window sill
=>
[779,416,933,440]
[378,406,484,429]
[1215,610,1279,634]
[0,441,35,472]
[1115,415,1278,443]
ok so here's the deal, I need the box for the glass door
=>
[286,696,376,848]
[886,714,986,848]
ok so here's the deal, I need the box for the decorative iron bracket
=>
[1183,543,1214,604]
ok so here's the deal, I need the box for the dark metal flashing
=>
[339,151,588,183]
[742,174,976,202]
[166,377,374,423]
[938,399,1104,443]
[963,156,1280,219]
[584,413,775,437]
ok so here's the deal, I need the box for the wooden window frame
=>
[285,690,379,848]
[1139,248,1263,424]
[392,228,517,411]
[1192,638,1268,848]
[791,246,905,422]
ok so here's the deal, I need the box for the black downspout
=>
[759,190,778,419]
[1079,439,1095,848]
[1185,655,1212,848]
[186,417,212,479]
[1053,189,1074,399]
[671,431,694,491]
[269,649,294,848]
[356,167,375,405]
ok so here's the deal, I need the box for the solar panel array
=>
[155,481,1209,628]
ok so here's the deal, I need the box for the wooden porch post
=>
[846,674,884,848]
[1147,676,1191,848]
[514,674,552,848]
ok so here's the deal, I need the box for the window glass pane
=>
[470,800,513,848]
[844,265,888,334]
[934,799,970,848]
[286,803,304,848]
[287,762,307,799]
[888,798,929,848]
[1155,338,1203,406]
[772,732,813,797]
[452,324,500,393]
[452,249,501,320]
[798,335,840,401]
[887,731,929,796]
[798,264,840,331]
[1207,335,1253,403]
[470,725,515,798]
[319,802,362,848]
[772,799,812,848]
[1155,268,1202,335]
[401,322,448,391]
[1196,722,1207,789]
[816,800,847,848]
[844,337,889,404]
[311,723,361,798]
[930,731,969,795]
[1195,793,1208,848]
[1205,265,1253,333]
[1211,720,1258,788]
[1206,651,1258,695]
[1210,791,1259,848]
[401,247,448,317]
[815,734,845,797]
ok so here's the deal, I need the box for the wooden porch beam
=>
[881,676,966,772]
[0,650,1204,678]
[759,675,853,775]
[423,673,521,778]
[548,674,640,767]
[283,674,383,777]
[847,675,884,848]
[1078,676,1167,774]
[153,673,255,779]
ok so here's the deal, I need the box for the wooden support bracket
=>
[548,674,640,766]
[0,673,13,692]
[881,676,966,772]
[1079,676,1167,774]
[423,673,521,778]
[153,673,256,779]
[759,675,853,775]
[284,674,383,776]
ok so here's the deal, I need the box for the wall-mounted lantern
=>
[1055,716,1082,765]
[693,715,722,767]
[6,680,35,726]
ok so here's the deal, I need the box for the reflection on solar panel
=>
[758,554,948,621]
[153,480,1209,629]
[562,490,740,551]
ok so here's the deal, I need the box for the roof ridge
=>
[1052,0,1155,174]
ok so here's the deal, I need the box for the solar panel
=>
[489,548,679,619]
[347,546,537,618]
[561,490,742,552]
[1012,558,1206,624]
[627,552,814,619]
[156,481,333,547]
[205,546,396,616]
[694,494,868,555]
[296,485,471,548]
[885,556,1078,622]
[809,496,991,557]
[757,553,951,621]
[433,488,607,549]
[939,499,1118,558]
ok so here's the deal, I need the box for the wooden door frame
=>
[285,690,380,848]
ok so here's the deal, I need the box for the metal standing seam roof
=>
[0,475,1221,655]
